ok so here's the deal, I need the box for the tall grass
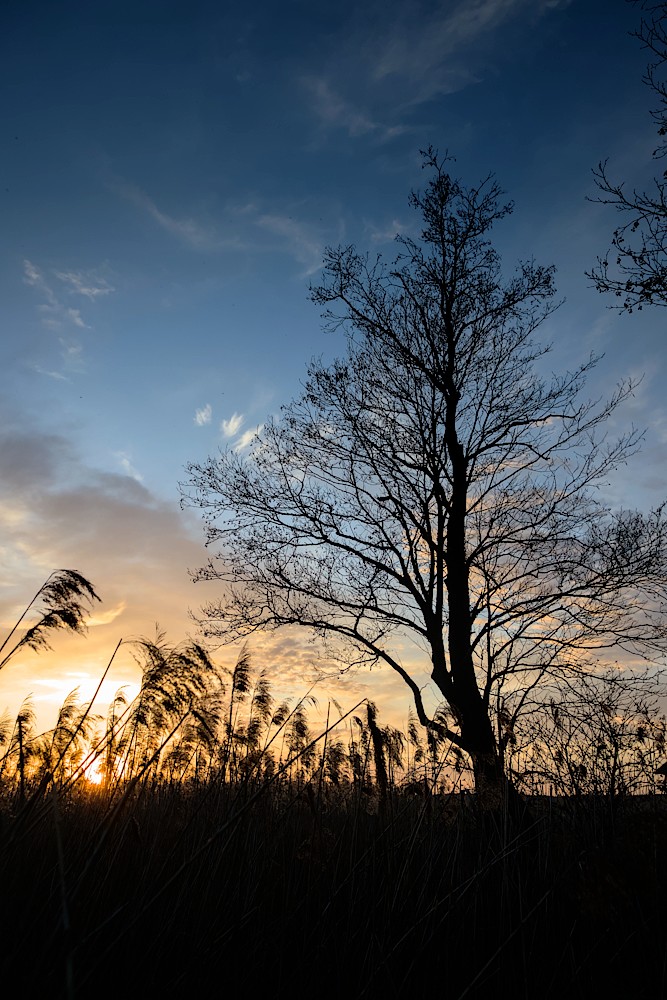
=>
[2,763,667,998]
[2,636,667,997]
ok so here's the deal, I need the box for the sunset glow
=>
[2,0,666,735]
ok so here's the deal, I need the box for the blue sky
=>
[2,0,666,729]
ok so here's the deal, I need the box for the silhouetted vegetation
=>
[590,1,667,309]
[3,613,667,998]
[185,150,667,804]
[0,569,100,673]
[2,684,667,996]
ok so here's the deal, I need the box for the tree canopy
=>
[185,151,667,800]
[589,1,667,310]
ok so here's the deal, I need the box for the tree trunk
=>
[433,635,515,807]
[470,749,515,811]
[457,691,514,808]
[441,342,515,807]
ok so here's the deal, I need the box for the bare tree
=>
[589,1,667,310]
[184,151,667,803]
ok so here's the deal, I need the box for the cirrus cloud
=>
[195,404,213,426]
[221,412,244,437]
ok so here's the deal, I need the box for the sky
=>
[1,0,666,733]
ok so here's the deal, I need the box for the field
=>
[2,612,666,997]
[2,776,666,999]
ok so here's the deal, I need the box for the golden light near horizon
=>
[0,633,144,736]
[83,757,104,785]
[0,587,429,741]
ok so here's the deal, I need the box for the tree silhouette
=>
[185,150,667,803]
[589,1,667,310]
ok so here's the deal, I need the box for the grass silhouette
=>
[2,595,667,998]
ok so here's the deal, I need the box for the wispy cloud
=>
[87,600,127,627]
[195,404,213,426]
[24,259,58,307]
[34,366,69,382]
[304,77,380,137]
[303,77,410,143]
[54,268,115,299]
[221,412,244,437]
[23,260,93,373]
[66,308,87,329]
[373,0,572,104]
[59,339,85,373]
[365,217,411,244]
[115,451,143,482]
[223,198,333,276]
[233,425,263,451]
[114,181,222,251]
[303,0,571,137]
[256,214,323,276]
[24,259,46,289]
[24,261,94,333]
[25,261,99,330]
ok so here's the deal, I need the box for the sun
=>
[84,759,104,785]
